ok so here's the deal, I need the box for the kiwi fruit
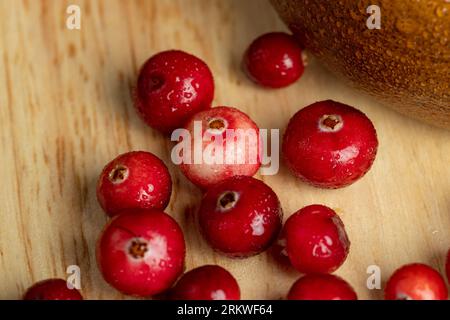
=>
[271,0,449,129]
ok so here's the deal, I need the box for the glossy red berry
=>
[282,100,378,188]
[134,50,214,134]
[243,32,305,88]
[279,204,350,274]
[23,279,83,300]
[288,274,357,300]
[96,151,172,217]
[96,209,185,297]
[170,265,240,300]
[385,263,448,300]
[446,249,450,284]
[199,176,282,257]
[179,106,261,190]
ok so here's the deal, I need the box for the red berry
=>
[96,151,172,217]
[282,100,378,188]
[198,176,282,257]
[446,249,450,284]
[23,279,83,300]
[134,50,214,134]
[179,106,261,190]
[279,204,350,274]
[385,263,448,300]
[243,32,305,88]
[96,209,185,297]
[288,274,357,300]
[170,265,240,300]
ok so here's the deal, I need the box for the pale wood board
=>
[0,0,449,300]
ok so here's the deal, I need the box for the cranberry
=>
[134,50,214,134]
[96,151,172,217]
[170,265,240,300]
[385,263,448,300]
[199,176,282,257]
[446,249,450,284]
[282,100,378,188]
[279,204,350,274]
[243,32,305,88]
[288,274,357,300]
[96,209,185,297]
[23,279,83,300]
[179,106,261,190]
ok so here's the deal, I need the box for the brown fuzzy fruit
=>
[271,0,450,129]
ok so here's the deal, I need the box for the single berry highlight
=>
[23,279,83,300]
[385,263,448,300]
[170,265,240,300]
[179,106,261,190]
[243,32,305,88]
[278,204,350,274]
[134,50,214,134]
[283,100,378,188]
[96,209,186,297]
[96,151,172,217]
[199,176,282,257]
[288,274,357,300]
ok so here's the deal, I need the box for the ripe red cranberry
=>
[96,151,172,217]
[446,249,450,284]
[23,279,83,300]
[282,100,378,188]
[243,32,305,88]
[278,204,350,274]
[288,274,357,300]
[199,176,282,257]
[170,265,240,300]
[385,263,448,300]
[96,209,185,297]
[134,50,214,134]
[179,106,261,190]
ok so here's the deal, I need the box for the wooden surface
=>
[0,0,449,300]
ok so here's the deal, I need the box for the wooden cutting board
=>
[0,0,449,300]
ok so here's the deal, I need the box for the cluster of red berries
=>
[22,32,450,300]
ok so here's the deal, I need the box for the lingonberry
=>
[96,209,185,297]
[446,249,450,284]
[170,265,240,300]
[278,204,350,274]
[96,151,172,217]
[243,32,305,88]
[282,100,378,188]
[385,263,448,300]
[134,50,214,134]
[199,176,282,257]
[23,279,83,300]
[179,106,261,190]
[288,274,357,300]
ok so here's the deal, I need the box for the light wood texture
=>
[0,0,449,300]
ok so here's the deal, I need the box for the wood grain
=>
[0,0,449,300]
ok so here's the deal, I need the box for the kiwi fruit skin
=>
[271,0,450,129]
